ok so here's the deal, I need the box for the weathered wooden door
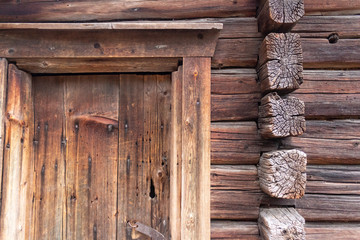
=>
[31,73,171,239]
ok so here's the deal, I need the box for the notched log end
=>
[258,33,303,94]
[258,0,305,34]
[259,208,305,240]
[259,92,305,139]
[258,149,307,199]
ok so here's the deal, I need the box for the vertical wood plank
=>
[0,64,34,240]
[33,76,65,239]
[118,74,145,239]
[0,58,7,214]
[170,67,183,240]
[181,57,211,239]
[65,75,118,240]
[152,75,171,237]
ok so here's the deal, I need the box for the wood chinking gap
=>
[256,1,307,239]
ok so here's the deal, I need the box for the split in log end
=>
[257,0,305,34]
[258,208,305,240]
[259,92,305,139]
[258,149,307,199]
[258,33,303,94]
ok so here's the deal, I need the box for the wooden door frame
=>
[0,22,222,240]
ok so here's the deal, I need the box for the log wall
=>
[0,1,359,239]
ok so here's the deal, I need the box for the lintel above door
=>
[0,22,222,73]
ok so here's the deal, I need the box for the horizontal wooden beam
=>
[13,58,180,74]
[0,28,220,60]
[211,221,259,240]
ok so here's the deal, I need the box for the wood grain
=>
[33,76,66,239]
[259,92,306,138]
[257,33,303,94]
[0,64,34,240]
[257,0,304,34]
[258,208,305,240]
[181,57,211,239]
[65,75,119,240]
[0,58,7,215]
[211,221,259,240]
[258,150,307,199]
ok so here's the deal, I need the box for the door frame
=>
[0,22,222,240]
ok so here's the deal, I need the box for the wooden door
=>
[32,73,171,239]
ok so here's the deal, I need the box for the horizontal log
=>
[211,221,259,240]
[281,120,360,164]
[0,0,257,22]
[211,164,360,220]
[212,38,360,69]
[210,122,277,164]
[211,69,360,121]
[305,223,360,240]
[201,16,360,39]
[306,165,360,195]
[210,222,360,240]
[0,0,359,23]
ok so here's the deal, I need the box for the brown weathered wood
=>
[0,22,223,30]
[170,67,182,240]
[258,33,303,94]
[211,122,277,164]
[305,223,360,240]
[14,58,180,74]
[257,0,305,34]
[295,194,360,222]
[211,221,260,240]
[181,57,211,239]
[32,76,66,239]
[0,1,257,22]
[212,38,360,69]
[281,120,360,164]
[0,58,7,211]
[259,92,305,138]
[258,208,305,240]
[0,64,34,240]
[306,165,360,195]
[303,0,360,15]
[64,75,118,240]
[211,69,360,121]
[258,150,307,199]
[0,29,220,59]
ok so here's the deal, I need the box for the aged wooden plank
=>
[295,194,360,222]
[305,223,360,240]
[32,76,65,239]
[306,165,360,195]
[303,0,360,15]
[0,0,257,22]
[0,64,34,240]
[257,33,303,94]
[211,69,360,121]
[0,58,7,213]
[170,68,182,240]
[211,165,259,191]
[258,208,305,240]
[281,120,360,164]
[117,74,145,239]
[65,75,118,240]
[212,38,360,69]
[0,22,223,30]
[211,221,260,240]
[258,150,307,199]
[181,57,211,239]
[257,0,304,34]
[14,58,180,74]
[211,122,278,165]
[0,29,220,59]
[259,92,306,138]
